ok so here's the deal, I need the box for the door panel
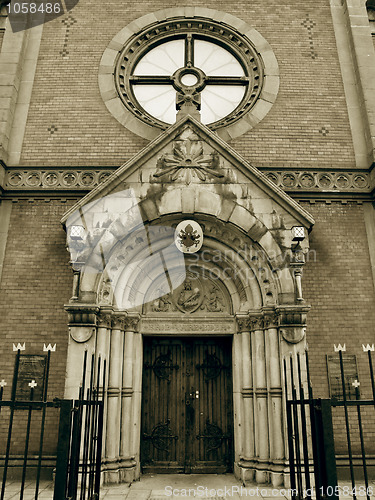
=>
[141,337,233,473]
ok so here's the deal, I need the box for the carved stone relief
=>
[153,128,225,184]
[145,272,229,315]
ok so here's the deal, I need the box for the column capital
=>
[124,314,140,332]
[235,314,250,332]
[112,313,127,331]
[64,304,99,326]
[248,312,264,332]
[276,305,310,327]
[97,308,113,328]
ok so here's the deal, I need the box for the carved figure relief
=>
[175,278,203,313]
[154,128,224,183]
[147,272,229,314]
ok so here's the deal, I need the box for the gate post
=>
[54,399,73,500]
[313,399,338,500]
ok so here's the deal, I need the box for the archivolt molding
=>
[90,215,295,314]
[74,187,297,304]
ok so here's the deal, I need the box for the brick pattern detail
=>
[19,0,355,168]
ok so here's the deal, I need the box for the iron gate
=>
[0,347,105,500]
[285,346,375,500]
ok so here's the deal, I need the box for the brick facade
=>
[0,0,374,485]
[0,200,76,399]
[19,0,355,168]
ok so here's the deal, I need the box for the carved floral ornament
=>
[154,128,224,184]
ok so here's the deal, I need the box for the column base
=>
[236,458,286,486]
[102,457,140,484]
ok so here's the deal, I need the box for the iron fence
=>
[0,347,105,500]
[284,345,375,500]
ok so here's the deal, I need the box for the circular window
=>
[99,9,279,140]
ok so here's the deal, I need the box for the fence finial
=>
[334,344,346,352]
[12,343,25,351]
[352,379,360,388]
[0,380,7,387]
[43,343,56,352]
[362,344,375,352]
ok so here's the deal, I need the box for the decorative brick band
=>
[264,169,370,192]
[2,167,373,196]
[5,169,115,190]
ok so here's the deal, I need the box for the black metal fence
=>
[285,345,375,500]
[0,346,105,500]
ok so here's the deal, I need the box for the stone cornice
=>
[64,304,100,326]
[1,166,374,201]
[263,168,371,195]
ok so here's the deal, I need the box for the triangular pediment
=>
[61,115,314,229]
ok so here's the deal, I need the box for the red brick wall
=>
[0,199,76,402]
[19,0,355,168]
[301,200,375,454]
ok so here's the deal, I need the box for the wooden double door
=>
[141,337,233,473]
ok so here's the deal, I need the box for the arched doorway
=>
[64,208,311,487]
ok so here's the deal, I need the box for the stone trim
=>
[98,8,279,141]
[265,169,370,192]
[140,317,236,335]
[4,168,114,189]
[330,0,375,169]
[2,167,373,197]
[0,200,12,283]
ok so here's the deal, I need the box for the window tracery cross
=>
[129,34,250,125]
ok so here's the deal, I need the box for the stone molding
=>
[4,169,113,190]
[65,304,99,326]
[265,169,370,192]
[2,167,373,197]
[140,317,236,335]
[235,305,309,334]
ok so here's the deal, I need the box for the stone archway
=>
[64,212,309,486]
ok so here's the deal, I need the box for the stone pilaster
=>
[263,310,284,487]
[104,313,126,483]
[251,314,269,484]
[119,314,140,483]
[236,315,255,483]
[64,304,99,399]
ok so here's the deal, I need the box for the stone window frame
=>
[98,8,279,142]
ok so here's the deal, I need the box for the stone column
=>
[64,305,99,399]
[131,328,143,480]
[236,315,255,483]
[119,314,139,483]
[264,311,284,487]
[104,313,126,483]
[251,314,269,484]
[278,305,310,485]
[96,309,112,459]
